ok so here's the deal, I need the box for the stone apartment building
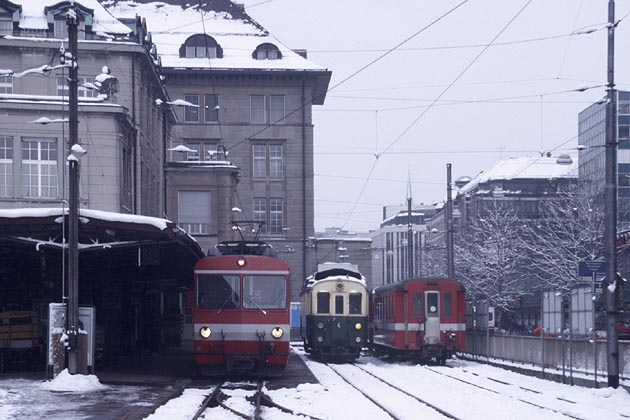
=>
[0,0,330,307]
[0,0,170,216]
[103,1,332,300]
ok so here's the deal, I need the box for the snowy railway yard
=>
[1,346,629,420]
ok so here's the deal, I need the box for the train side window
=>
[349,293,362,314]
[426,292,439,317]
[317,292,330,314]
[413,293,422,317]
[335,295,344,314]
[444,293,453,317]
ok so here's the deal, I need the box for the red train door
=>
[424,291,440,345]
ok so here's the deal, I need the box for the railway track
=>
[325,363,461,420]
[420,366,599,420]
[190,379,323,420]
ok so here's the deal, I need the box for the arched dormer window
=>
[44,1,93,40]
[253,43,282,60]
[179,34,223,59]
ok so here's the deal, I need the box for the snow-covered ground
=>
[1,348,629,419]
[147,347,630,420]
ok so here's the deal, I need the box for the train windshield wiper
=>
[216,293,235,314]
[247,296,267,315]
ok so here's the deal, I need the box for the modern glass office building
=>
[578,91,630,229]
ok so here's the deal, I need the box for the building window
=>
[253,43,282,60]
[203,94,219,123]
[184,94,199,123]
[250,95,265,124]
[253,197,266,231]
[269,198,283,233]
[253,197,283,234]
[57,76,99,98]
[0,15,11,36]
[270,95,285,124]
[0,136,13,197]
[178,191,211,234]
[22,138,58,198]
[122,144,132,210]
[0,75,13,94]
[54,18,85,40]
[185,142,218,162]
[252,143,283,179]
[250,95,286,124]
[180,34,222,58]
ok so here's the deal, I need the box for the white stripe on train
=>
[371,322,466,331]
[193,323,291,342]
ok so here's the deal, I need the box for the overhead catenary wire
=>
[223,0,470,153]
[338,0,534,230]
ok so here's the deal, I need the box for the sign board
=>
[488,307,495,329]
[578,260,606,295]
[578,260,606,277]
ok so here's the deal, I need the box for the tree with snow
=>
[454,201,529,321]
[519,182,604,294]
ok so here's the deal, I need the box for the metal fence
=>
[465,332,630,379]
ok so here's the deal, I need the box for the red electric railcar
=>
[370,278,466,364]
[193,241,290,376]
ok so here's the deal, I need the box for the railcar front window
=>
[426,292,439,317]
[349,293,362,314]
[335,295,344,314]
[317,292,330,314]
[197,275,240,309]
[243,275,286,309]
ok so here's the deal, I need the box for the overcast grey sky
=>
[240,0,630,233]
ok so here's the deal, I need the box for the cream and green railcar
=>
[300,263,368,360]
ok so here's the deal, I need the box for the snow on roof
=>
[458,156,578,195]
[103,1,326,71]
[0,207,171,230]
[11,0,131,34]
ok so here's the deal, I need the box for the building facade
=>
[0,0,171,216]
[578,90,630,230]
[104,1,331,300]
[370,204,439,287]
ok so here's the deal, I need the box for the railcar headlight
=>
[355,337,361,343]
[354,322,362,331]
[317,321,324,329]
[271,327,284,339]
[317,336,323,342]
[237,257,246,267]
[199,326,212,339]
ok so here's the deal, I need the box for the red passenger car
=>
[193,241,290,376]
[370,278,466,364]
